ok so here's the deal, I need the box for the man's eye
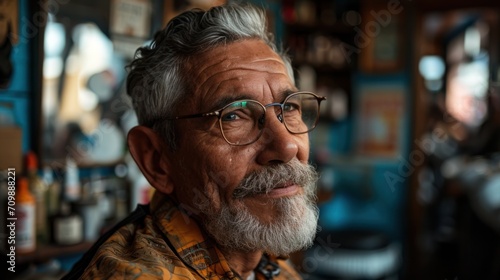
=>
[221,112,240,121]
[284,103,300,112]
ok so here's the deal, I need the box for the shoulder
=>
[62,205,200,280]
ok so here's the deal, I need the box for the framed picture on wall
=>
[354,74,408,159]
[358,0,407,73]
[110,0,153,58]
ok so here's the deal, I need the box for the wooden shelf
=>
[17,241,94,264]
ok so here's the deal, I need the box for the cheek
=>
[207,149,250,182]
[176,115,266,202]
[176,123,258,203]
[203,147,257,201]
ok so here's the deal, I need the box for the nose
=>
[262,102,284,124]
[255,107,301,165]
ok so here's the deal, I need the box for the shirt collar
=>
[150,191,238,279]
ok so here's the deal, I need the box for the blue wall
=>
[0,0,32,153]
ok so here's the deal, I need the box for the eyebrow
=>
[279,88,297,101]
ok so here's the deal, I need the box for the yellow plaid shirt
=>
[75,191,303,279]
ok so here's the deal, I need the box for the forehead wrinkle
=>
[196,66,290,100]
[193,51,285,82]
[189,58,238,97]
[250,57,285,64]
[192,68,237,102]
[196,59,287,86]
[185,39,293,113]
[189,41,287,88]
[200,66,288,89]
[235,56,288,72]
[202,77,243,110]
[189,57,228,91]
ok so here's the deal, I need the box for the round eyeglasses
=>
[168,92,326,146]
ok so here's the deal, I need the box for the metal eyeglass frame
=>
[167,91,326,146]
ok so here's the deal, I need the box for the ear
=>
[127,125,174,194]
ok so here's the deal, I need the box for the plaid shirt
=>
[71,191,302,280]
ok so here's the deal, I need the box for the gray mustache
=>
[232,160,318,199]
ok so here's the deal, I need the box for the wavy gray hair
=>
[126,3,294,150]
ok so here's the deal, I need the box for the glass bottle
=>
[16,177,36,254]
[50,201,83,246]
[25,151,49,244]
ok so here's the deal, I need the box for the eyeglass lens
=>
[219,93,320,145]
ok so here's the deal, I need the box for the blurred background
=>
[0,0,499,279]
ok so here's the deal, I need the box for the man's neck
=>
[222,249,263,279]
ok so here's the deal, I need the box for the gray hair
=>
[126,2,294,150]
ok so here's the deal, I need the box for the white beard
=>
[199,160,319,256]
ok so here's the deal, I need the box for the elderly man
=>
[64,3,325,280]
